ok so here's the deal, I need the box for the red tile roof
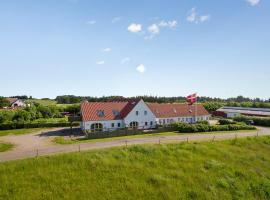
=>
[5,98,18,104]
[81,99,140,121]
[147,103,210,118]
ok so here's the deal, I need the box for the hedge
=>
[218,119,237,125]
[0,122,80,130]
[86,127,176,139]
[234,116,270,127]
[174,122,256,133]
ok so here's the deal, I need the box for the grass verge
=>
[1,136,270,199]
[53,129,257,145]
[0,142,14,152]
[0,128,55,137]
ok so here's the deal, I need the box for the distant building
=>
[5,98,26,108]
[215,107,270,118]
[80,99,210,133]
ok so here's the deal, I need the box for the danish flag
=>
[186,93,197,105]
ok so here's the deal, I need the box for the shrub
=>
[234,116,270,127]
[174,122,255,133]
[196,120,210,125]
[218,119,236,125]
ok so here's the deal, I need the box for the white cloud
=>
[246,0,260,6]
[187,8,210,24]
[127,23,142,33]
[200,15,210,22]
[136,64,145,73]
[167,20,178,28]
[112,17,121,23]
[121,57,130,64]
[148,24,160,34]
[96,60,105,65]
[187,8,197,23]
[102,48,112,52]
[158,20,178,28]
[86,20,96,25]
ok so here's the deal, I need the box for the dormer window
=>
[97,110,105,117]
[113,110,120,117]
[144,110,147,115]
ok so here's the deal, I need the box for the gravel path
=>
[0,127,269,162]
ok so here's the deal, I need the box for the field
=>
[0,142,14,152]
[25,99,57,106]
[0,128,54,137]
[1,136,270,199]
[53,129,256,145]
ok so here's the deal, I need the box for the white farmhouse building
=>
[5,98,26,108]
[80,99,210,133]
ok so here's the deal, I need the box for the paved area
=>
[0,127,269,162]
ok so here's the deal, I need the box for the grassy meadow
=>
[1,136,270,199]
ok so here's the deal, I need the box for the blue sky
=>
[0,0,269,99]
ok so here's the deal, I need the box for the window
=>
[111,123,115,128]
[150,121,153,126]
[167,119,170,123]
[90,123,103,132]
[136,111,139,116]
[130,121,139,129]
[178,118,180,122]
[117,123,121,128]
[145,122,148,126]
[163,119,166,124]
[144,110,147,115]
[112,110,120,117]
[97,110,105,117]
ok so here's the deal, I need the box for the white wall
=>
[82,120,124,133]
[156,115,211,125]
[226,112,240,118]
[124,100,156,129]
[11,100,25,108]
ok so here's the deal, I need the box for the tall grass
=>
[1,137,270,199]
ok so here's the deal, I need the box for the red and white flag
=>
[186,93,197,105]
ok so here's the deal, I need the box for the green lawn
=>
[1,136,270,199]
[0,128,54,137]
[53,129,257,145]
[0,142,14,152]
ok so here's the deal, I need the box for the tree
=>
[0,97,10,108]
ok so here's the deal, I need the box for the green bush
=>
[234,116,270,127]
[174,122,255,133]
[196,120,210,125]
[218,119,237,125]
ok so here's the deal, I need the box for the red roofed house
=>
[80,99,211,133]
[147,103,211,125]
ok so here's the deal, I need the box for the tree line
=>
[55,95,270,104]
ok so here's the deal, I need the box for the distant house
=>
[5,98,26,108]
[80,99,210,133]
[215,106,270,118]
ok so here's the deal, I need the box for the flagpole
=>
[195,93,197,123]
